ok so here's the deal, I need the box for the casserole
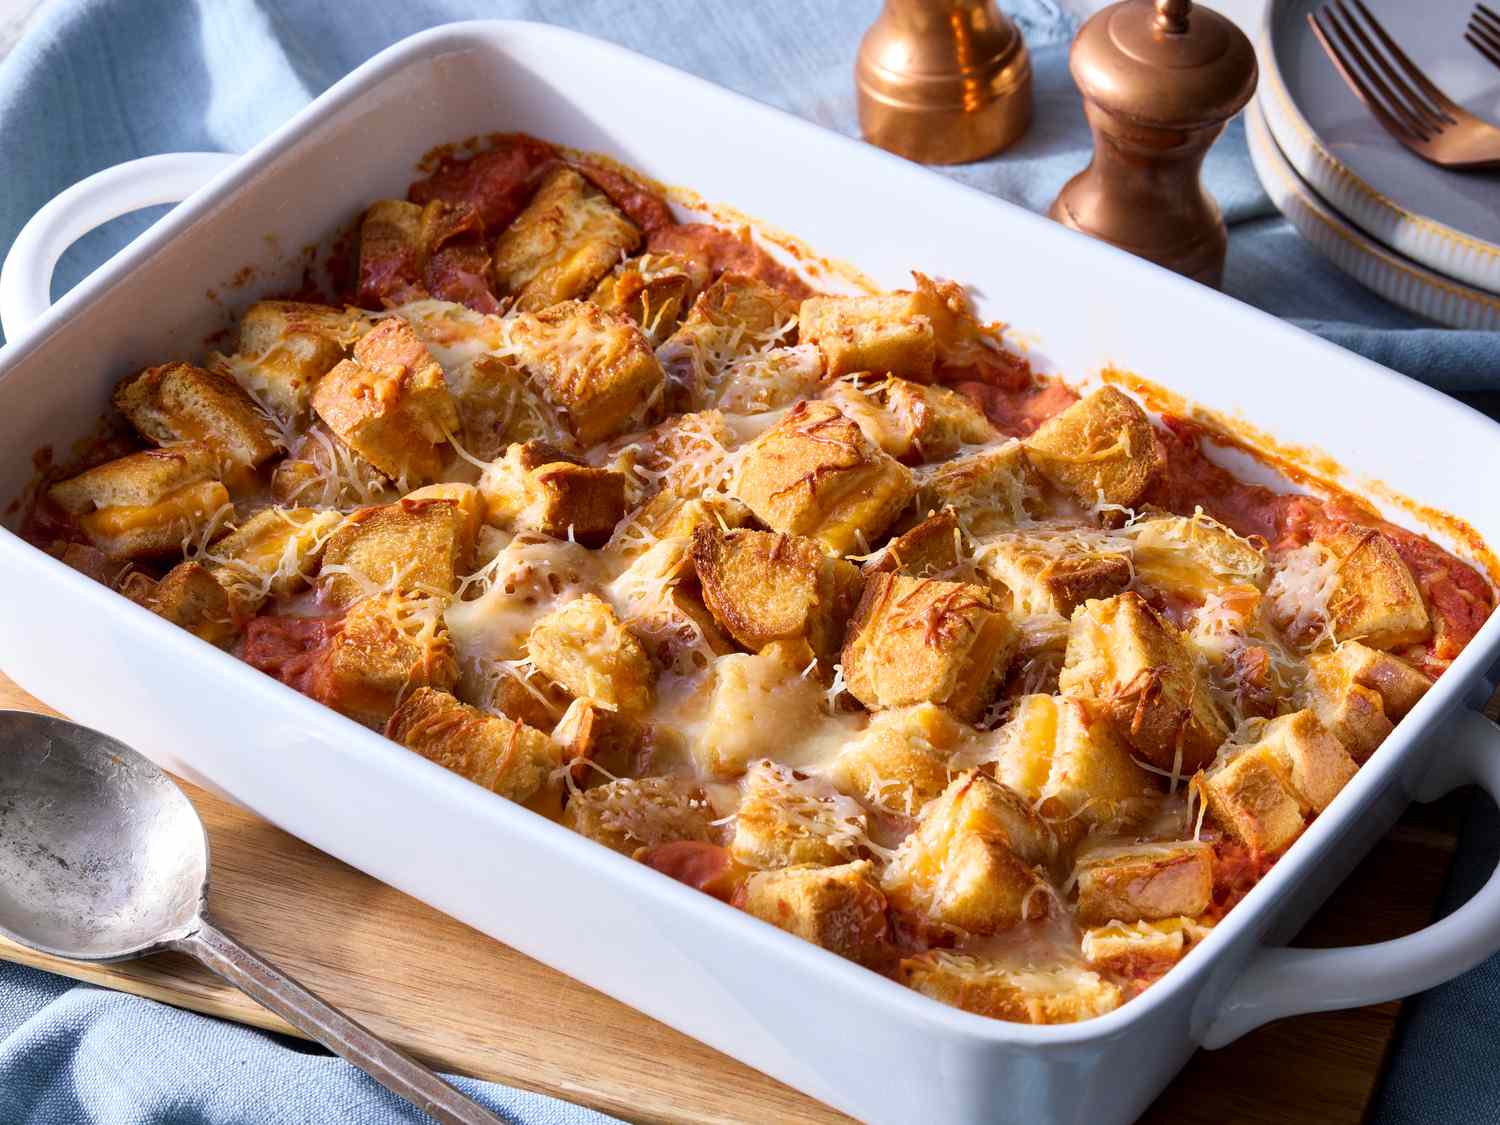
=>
[3,20,1500,1123]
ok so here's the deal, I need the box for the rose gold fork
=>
[1307,0,1500,170]
[1468,3,1500,70]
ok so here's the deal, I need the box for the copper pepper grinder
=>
[856,0,1033,165]
[1049,0,1257,286]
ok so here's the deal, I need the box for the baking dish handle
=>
[1202,705,1500,1048]
[0,151,237,341]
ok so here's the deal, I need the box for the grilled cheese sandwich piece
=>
[826,702,966,815]
[1197,709,1356,854]
[480,440,626,546]
[862,507,963,579]
[799,291,939,381]
[387,686,560,808]
[492,166,641,312]
[1023,387,1162,509]
[200,507,342,613]
[1320,527,1431,648]
[114,362,281,468]
[147,560,238,644]
[977,535,1132,618]
[317,496,475,608]
[311,316,459,484]
[526,593,656,715]
[562,776,717,855]
[1129,510,1268,598]
[692,526,863,663]
[733,400,913,556]
[221,300,369,425]
[552,697,646,786]
[305,590,459,729]
[842,573,1016,722]
[657,274,800,410]
[496,300,665,447]
[738,860,889,965]
[913,440,1039,537]
[49,443,230,560]
[590,251,709,346]
[882,770,1057,934]
[1073,841,1213,926]
[899,952,1123,1024]
[1058,592,1228,774]
[729,760,871,870]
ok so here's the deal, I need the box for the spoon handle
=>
[174,918,505,1125]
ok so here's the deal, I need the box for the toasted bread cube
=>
[657,274,800,408]
[527,594,655,715]
[620,490,753,555]
[485,662,572,732]
[820,379,906,457]
[1130,511,1268,597]
[387,687,560,807]
[738,860,889,964]
[1073,841,1214,926]
[993,695,1154,840]
[899,952,1122,1024]
[491,167,641,312]
[883,771,1057,933]
[696,641,833,778]
[827,702,965,815]
[692,526,863,663]
[730,760,869,869]
[1304,650,1396,761]
[733,400,913,556]
[502,300,664,446]
[1023,387,1162,508]
[798,292,937,381]
[591,251,709,346]
[552,697,646,786]
[1320,527,1431,648]
[226,300,367,424]
[1059,592,1229,773]
[913,440,1040,537]
[304,591,458,728]
[114,362,279,467]
[1321,641,1430,721]
[49,444,230,561]
[882,378,996,462]
[842,574,1017,722]
[1256,709,1360,811]
[599,408,739,508]
[1082,917,1206,976]
[318,497,475,608]
[450,353,566,461]
[1197,744,1306,856]
[148,561,237,644]
[864,508,963,579]
[562,776,716,855]
[480,440,626,546]
[311,317,458,484]
[50,542,130,587]
[402,482,485,546]
[204,507,342,611]
[977,534,1132,617]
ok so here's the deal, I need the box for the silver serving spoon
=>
[0,710,503,1125]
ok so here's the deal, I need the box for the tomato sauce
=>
[646,223,812,299]
[408,133,558,231]
[1147,415,1492,674]
[241,614,342,698]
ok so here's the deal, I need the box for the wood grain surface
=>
[0,672,1461,1124]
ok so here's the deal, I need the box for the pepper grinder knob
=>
[1048,0,1257,286]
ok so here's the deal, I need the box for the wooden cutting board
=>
[0,672,1464,1124]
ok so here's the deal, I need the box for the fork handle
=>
[173,918,505,1125]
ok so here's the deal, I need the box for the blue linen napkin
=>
[0,1,1495,1123]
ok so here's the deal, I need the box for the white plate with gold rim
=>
[1247,96,1500,328]
[1260,0,1500,294]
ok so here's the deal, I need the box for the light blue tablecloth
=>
[0,1,1496,1122]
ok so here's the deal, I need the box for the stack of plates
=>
[1251,0,1500,328]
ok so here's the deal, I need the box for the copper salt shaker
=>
[857,0,1033,165]
[1049,0,1256,286]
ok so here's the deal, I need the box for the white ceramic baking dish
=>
[3,21,1500,1125]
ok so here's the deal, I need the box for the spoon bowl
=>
[0,709,500,1125]
[0,710,206,961]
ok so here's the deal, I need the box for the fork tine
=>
[1321,5,1435,138]
[1347,0,1461,120]
[1466,28,1500,69]
[1336,0,1453,130]
[1476,2,1500,32]
[1472,6,1500,46]
[1308,8,1425,142]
